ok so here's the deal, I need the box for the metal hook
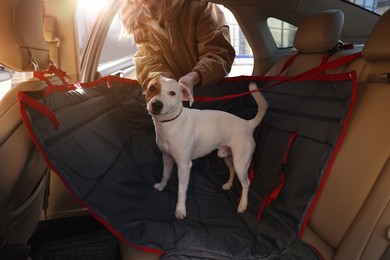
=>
[49,59,57,68]
[30,59,39,71]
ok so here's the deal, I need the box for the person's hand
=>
[178,71,201,95]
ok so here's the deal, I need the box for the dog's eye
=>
[149,85,156,92]
[169,91,176,96]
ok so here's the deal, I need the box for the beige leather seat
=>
[0,0,52,258]
[265,9,351,77]
[302,10,390,260]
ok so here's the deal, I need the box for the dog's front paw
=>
[154,182,166,191]
[222,182,233,190]
[175,207,186,220]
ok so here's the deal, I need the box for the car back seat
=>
[265,9,361,78]
[301,9,390,260]
[118,9,362,260]
[265,10,343,76]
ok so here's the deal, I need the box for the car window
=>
[76,2,255,79]
[0,66,33,100]
[344,0,390,14]
[267,18,297,48]
[219,6,254,76]
[0,67,11,100]
[98,14,137,78]
[76,0,109,57]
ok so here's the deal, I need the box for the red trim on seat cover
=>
[18,92,60,129]
[298,71,358,238]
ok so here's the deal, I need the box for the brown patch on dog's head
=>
[145,77,162,103]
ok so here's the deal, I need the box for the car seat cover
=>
[19,71,357,259]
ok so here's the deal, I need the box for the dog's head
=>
[145,76,194,121]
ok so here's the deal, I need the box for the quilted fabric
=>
[19,73,356,259]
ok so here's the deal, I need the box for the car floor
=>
[28,215,121,260]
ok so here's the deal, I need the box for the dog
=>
[145,76,268,219]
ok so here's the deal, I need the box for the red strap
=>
[48,65,74,83]
[282,52,329,77]
[279,42,354,76]
[47,66,67,83]
[18,92,60,129]
[282,132,297,164]
[33,65,73,86]
[279,52,301,76]
[43,83,79,97]
[257,132,297,221]
[33,71,53,86]
[336,42,354,51]
[320,53,330,65]
[267,173,286,203]
[257,173,286,221]
[194,52,362,103]
[248,126,263,181]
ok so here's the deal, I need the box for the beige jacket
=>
[133,0,236,90]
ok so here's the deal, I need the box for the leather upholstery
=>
[301,9,390,260]
[263,8,390,260]
[294,10,344,54]
[0,0,49,246]
[0,0,50,71]
[44,16,61,66]
[362,9,390,61]
[265,9,345,76]
[0,81,49,243]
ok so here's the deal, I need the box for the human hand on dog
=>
[178,71,201,96]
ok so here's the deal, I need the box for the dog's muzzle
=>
[150,100,163,114]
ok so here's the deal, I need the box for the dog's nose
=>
[151,100,163,114]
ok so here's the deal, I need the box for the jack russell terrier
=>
[145,76,268,219]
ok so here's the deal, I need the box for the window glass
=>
[219,6,254,76]
[0,67,33,100]
[77,0,137,78]
[76,2,254,78]
[76,0,110,57]
[0,67,11,100]
[267,18,297,48]
[344,0,390,14]
[99,15,136,64]
[98,14,137,78]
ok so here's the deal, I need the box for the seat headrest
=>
[0,0,50,72]
[294,10,344,54]
[362,9,390,61]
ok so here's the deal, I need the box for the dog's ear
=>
[180,83,194,107]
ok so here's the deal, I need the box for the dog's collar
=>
[156,108,183,123]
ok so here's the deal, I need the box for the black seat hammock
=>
[19,52,361,259]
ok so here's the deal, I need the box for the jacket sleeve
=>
[193,3,236,86]
[133,42,176,92]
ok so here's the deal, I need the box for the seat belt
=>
[44,16,61,66]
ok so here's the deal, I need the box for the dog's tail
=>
[248,82,268,129]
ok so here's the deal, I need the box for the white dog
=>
[145,76,268,219]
